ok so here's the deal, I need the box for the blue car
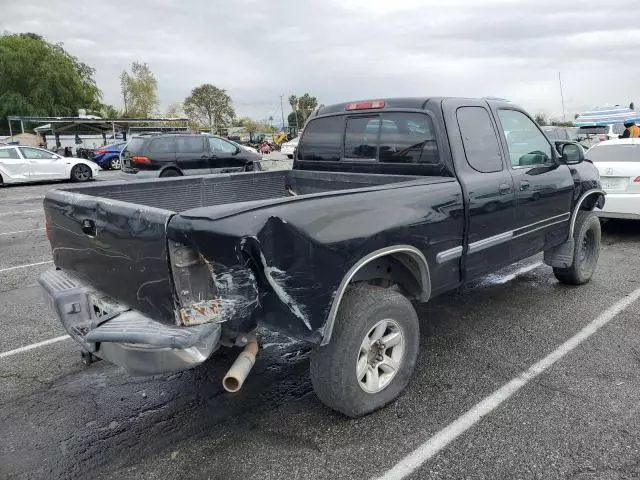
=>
[92,142,127,170]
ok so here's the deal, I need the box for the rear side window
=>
[457,107,503,173]
[587,144,640,163]
[0,148,20,159]
[298,116,344,161]
[123,137,145,154]
[148,137,176,154]
[176,136,205,153]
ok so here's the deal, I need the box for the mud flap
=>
[543,238,575,268]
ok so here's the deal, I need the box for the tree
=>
[533,113,548,126]
[286,93,317,128]
[120,62,159,117]
[0,33,102,132]
[288,110,306,128]
[183,84,234,133]
[165,103,183,118]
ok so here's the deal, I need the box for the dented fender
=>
[166,179,464,344]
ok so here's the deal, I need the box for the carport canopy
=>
[6,115,190,142]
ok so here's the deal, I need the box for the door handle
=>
[519,180,530,191]
[499,183,512,195]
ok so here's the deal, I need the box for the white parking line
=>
[0,228,45,236]
[0,260,53,273]
[376,286,640,480]
[0,335,70,359]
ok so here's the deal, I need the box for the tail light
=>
[95,148,106,154]
[634,177,640,183]
[345,100,385,111]
[598,135,607,141]
[131,156,151,165]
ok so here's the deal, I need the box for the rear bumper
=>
[597,193,640,220]
[38,269,221,376]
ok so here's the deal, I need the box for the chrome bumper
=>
[38,269,221,376]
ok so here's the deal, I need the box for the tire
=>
[310,285,420,417]
[71,164,92,182]
[553,210,601,285]
[109,157,122,170]
[160,169,180,178]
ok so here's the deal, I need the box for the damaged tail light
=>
[131,155,151,165]
[169,242,219,326]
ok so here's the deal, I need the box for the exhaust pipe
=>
[222,333,258,393]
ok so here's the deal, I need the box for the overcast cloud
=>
[3,0,640,122]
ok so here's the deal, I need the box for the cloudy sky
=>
[3,0,640,123]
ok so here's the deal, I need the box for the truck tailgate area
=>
[43,170,424,324]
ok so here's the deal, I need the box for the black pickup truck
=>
[39,97,604,417]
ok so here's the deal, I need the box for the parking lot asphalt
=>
[1,166,640,480]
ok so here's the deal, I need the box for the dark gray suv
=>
[121,133,262,177]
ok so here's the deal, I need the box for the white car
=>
[575,124,625,149]
[280,136,299,159]
[0,145,99,185]
[586,138,640,219]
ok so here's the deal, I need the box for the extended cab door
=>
[442,99,517,279]
[491,108,574,260]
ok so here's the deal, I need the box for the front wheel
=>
[553,210,601,285]
[310,285,420,417]
[71,164,92,182]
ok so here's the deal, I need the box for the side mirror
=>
[51,154,59,159]
[558,142,584,164]
[234,146,241,155]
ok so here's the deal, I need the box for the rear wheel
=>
[310,285,420,417]
[160,168,181,177]
[553,211,601,285]
[109,157,122,170]
[71,164,92,182]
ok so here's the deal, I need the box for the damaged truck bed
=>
[40,96,604,417]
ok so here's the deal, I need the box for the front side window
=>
[457,107,503,173]
[208,137,237,154]
[498,110,554,167]
[19,147,54,160]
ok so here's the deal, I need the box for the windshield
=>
[578,126,608,135]
[587,143,640,162]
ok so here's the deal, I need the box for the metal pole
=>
[559,72,566,122]
[112,122,116,141]
[8,120,12,138]
[20,120,25,134]
[280,94,285,131]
